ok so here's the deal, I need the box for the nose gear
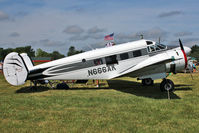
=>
[160,79,174,92]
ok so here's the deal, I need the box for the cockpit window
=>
[147,42,167,53]
[156,43,167,49]
[146,41,153,45]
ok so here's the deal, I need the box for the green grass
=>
[0,73,199,133]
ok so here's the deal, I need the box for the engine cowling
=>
[165,48,188,73]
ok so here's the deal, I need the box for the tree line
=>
[0,44,199,62]
[189,45,199,61]
[0,46,83,61]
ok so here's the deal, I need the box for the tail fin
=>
[20,53,34,70]
[3,52,33,86]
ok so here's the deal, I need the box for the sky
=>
[0,0,199,55]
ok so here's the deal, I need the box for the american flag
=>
[104,33,114,40]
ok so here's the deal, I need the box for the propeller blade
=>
[179,39,188,69]
[179,39,184,51]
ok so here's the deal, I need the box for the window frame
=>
[94,58,103,66]
[120,52,129,60]
[105,55,118,65]
[133,50,142,57]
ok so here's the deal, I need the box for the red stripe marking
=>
[181,50,187,68]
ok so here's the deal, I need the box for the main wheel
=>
[160,79,174,92]
[142,78,154,86]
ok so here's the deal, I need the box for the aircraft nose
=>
[184,46,191,54]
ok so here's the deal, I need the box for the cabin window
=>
[133,50,142,57]
[105,55,118,65]
[94,58,103,65]
[141,48,148,56]
[120,53,129,60]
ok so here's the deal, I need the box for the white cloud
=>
[87,26,105,34]
[9,32,20,37]
[63,25,84,35]
[0,11,9,21]
[174,31,193,37]
[158,11,184,18]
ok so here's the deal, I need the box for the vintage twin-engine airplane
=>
[3,39,191,91]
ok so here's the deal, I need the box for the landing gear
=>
[160,79,174,92]
[142,78,154,86]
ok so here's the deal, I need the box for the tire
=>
[142,78,154,86]
[160,79,174,92]
[56,83,69,90]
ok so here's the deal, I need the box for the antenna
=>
[158,37,161,44]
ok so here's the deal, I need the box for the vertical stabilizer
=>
[3,52,29,86]
[20,53,34,71]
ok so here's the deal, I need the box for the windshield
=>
[147,42,167,53]
[156,43,167,50]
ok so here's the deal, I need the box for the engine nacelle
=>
[165,49,186,73]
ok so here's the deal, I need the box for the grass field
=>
[0,73,199,133]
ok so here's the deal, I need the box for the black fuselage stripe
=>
[7,63,22,68]
[8,58,22,65]
[18,54,29,72]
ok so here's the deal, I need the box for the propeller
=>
[179,39,193,80]
[179,39,188,69]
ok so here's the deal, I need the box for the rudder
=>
[3,52,32,86]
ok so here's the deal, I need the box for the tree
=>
[0,48,4,61]
[14,46,35,57]
[50,51,65,60]
[1,48,13,61]
[36,49,65,60]
[67,46,84,56]
[36,48,51,57]
[190,45,199,61]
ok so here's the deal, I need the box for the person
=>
[193,63,196,72]
[0,62,2,73]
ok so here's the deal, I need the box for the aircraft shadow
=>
[16,85,109,93]
[16,86,52,93]
[174,84,193,91]
[107,80,192,99]
[16,80,192,100]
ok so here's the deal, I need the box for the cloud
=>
[9,32,20,37]
[63,25,84,35]
[182,38,199,46]
[137,28,168,41]
[170,38,199,47]
[68,26,105,41]
[115,28,168,43]
[87,26,105,34]
[158,11,183,18]
[174,31,193,37]
[69,33,104,41]
[0,11,9,21]
[116,33,136,40]
[69,35,89,41]
[39,39,66,47]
